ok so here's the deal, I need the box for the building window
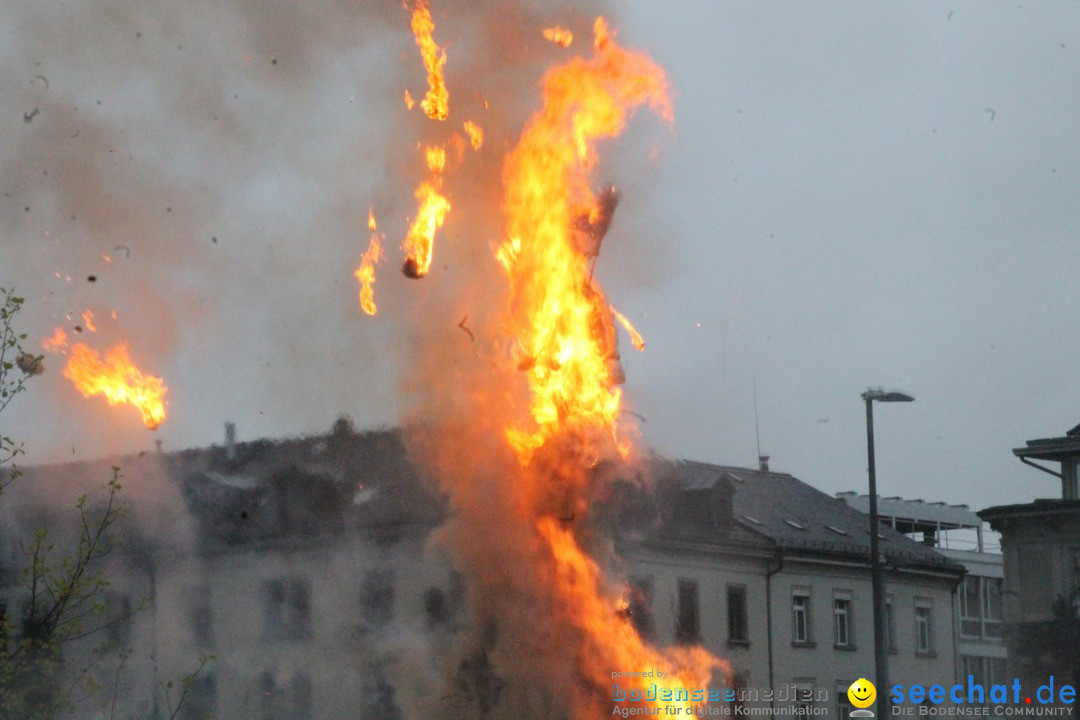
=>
[961,656,1007,699]
[675,580,700,644]
[833,594,853,648]
[960,577,1003,640]
[628,577,655,641]
[915,601,933,654]
[262,578,312,641]
[260,670,312,720]
[792,590,811,644]
[180,671,216,720]
[884,596,896,651]
[792,680,816,718]
[361,570,395,629]
[727,585,749,644]
[360,665,402,720]
[836,682,855,720]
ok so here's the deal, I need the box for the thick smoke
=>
[0,0,607,462]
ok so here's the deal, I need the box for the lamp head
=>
[862,388,914,403]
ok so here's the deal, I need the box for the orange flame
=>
[543,26,574,48]
[402,145,450,279]
[409,0,449,121]
[42,326,69,353]
[611,307,644,351]
[498,16,672,458]
[63,343,167,429]
[404,89,416,110]
[487,17,718,717]
[355,209,384,316]
[81,309,97,333]
[463,120,484,150]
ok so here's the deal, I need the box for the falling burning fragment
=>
[63,343,167,429]
[409,0,449,121]
[355,209,384,316]
[401,145,450,279]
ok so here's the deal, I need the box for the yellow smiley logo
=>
[847,678,876,709]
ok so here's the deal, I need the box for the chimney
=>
[758,454,770,472]
[225,422,237,461]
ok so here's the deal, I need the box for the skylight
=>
[826,525,849,536]
[742,515,764,525]
[784,519,805,530]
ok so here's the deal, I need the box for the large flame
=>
[388,12,722,719]
[479,17,718,718]
[409,0,449,121]
[63,343,167,429]
[402,145,450,279]
[497,17,672,460]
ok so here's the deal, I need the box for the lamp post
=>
[862,389,913,718]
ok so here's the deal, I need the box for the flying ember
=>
[543,26,575,47]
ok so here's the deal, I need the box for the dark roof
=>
[5,427,445,557]
[1013,425,1080,461]
[661,460,962,572]
[979,498,1080,526]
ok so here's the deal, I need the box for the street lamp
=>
[862,388,913,718]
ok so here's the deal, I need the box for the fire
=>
[42,326,69,352]
[389,10,721,718]
[611,307,645,351]
[63,343,167,429]
[402,144,450,279]
[543,26,574,47]
[484,16,717,717]
[404,89,416,110]
[81,309,97,333]
[498,16,671,458]
[355,209,384,315]
[409,0,449,121]
[463,120,483,150]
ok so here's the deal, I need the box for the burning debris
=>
[62,343,167,429]
[542,26,575,48]
[409,0,449,121]
[401,145,450,279]
[40,324,167,429]
[355,209,384,316]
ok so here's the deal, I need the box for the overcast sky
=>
[2,1,1078,512]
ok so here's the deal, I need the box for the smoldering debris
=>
[16,351,44,375]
